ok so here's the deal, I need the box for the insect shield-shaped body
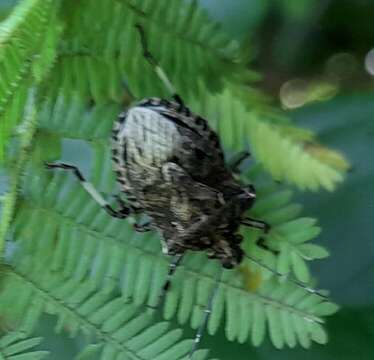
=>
[111,97,256,268]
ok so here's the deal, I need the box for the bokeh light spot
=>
[325,52,358,80]
[364,48,374,76]
[280,79,309,109]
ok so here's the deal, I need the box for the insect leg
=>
[135,24,184,107]
[45,162,130,219]
[255,237,279,255]
[153,253,184,309]
[189,267,223,359]
[244,254,328,299]
[228,151,251,173]
[241,217,270,233]
[112,194,135,217]
[113,195,149,231]
[133,221,152,233]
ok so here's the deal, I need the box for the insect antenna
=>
[244,253,328,299]
[135,23,185,107]
[189,267,224,359]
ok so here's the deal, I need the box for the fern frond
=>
[248,118,344,191]
[220,277,335,347]
[10,163,338,348]
[49,0,250,103]
[0,0,60,161]
[37,94,120,191]
[0,259,216,360]
[43,0,348,190]
[241,168,329,283]
[42,87,345,196]
[38,95,119,142]
[188,82,346,191]
[0,89,37,256]
[0,332,48,360]
[37,90,345,202]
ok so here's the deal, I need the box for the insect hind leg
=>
[45,162,131,219]
[135,24,184,107]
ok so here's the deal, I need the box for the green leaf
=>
[297,244,329,260]
[290,251,310,283]
[0,0,60,161]
[0,261,216,360]
[10,161,337,348]
[74,344,102,360]
[0,89,37,256]
[265,306,284,349]
[251,302,266,346]
[0,333,49,360]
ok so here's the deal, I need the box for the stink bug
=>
[46,24,325,358]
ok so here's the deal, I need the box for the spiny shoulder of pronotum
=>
[112,97,233,186]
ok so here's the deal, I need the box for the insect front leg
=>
[241,216,270,233]
[241,216,273,253]
[255,237,279,255]
[45,162,131,219]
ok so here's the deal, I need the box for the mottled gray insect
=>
[46,25,325,358]
[111,96,267,269]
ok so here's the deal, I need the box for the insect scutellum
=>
[45,23,328,359]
